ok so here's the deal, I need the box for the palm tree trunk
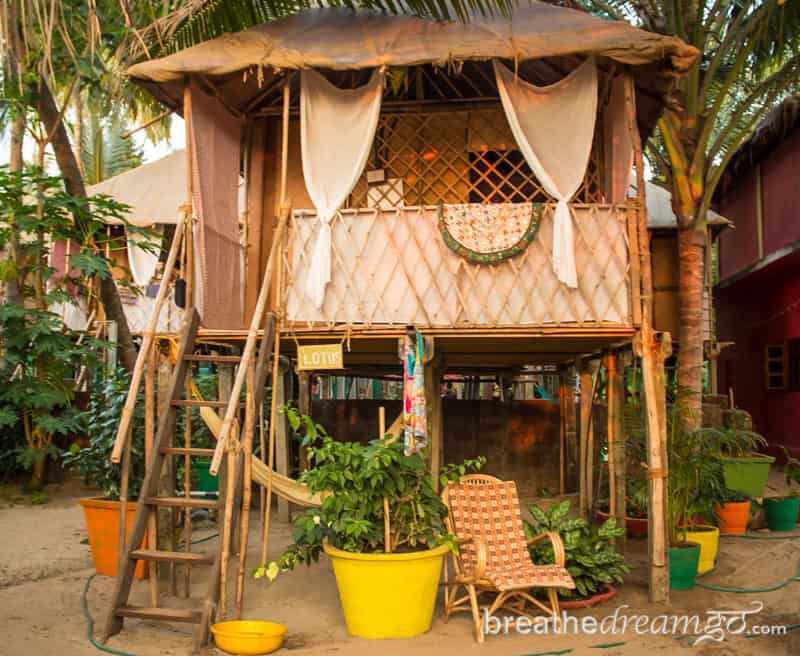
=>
[677,225,707,429]
[28,79,138,371]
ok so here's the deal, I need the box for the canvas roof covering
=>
[87,150,186,226]
[128,3,697,82]
[127,2,698,135]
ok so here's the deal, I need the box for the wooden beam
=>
[578,359,599,518]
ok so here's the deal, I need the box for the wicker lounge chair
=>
[441,474,575,642]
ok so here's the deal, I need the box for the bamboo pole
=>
[219,436,237,618]
[605,353,617,526]
[145,343,158,606]
[184,79,195,311]
[379,407,392,553]
[259,403,266,547]
[117,425,132,578]
[578,360,596,519]
[183,371,192,597]
[260,322,283,566]
[110,213,184,463]
[235,358,256,617]
[210,78,291,476]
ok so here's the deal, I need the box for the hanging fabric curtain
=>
[493,59,598,288]
[301,68,384,308]
[188,78,243,329]
[126,225,163,287]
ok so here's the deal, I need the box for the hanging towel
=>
[493,59,598,288]
[403,333,428,456]
[301,68,384,309]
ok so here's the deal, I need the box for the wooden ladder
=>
[101,308,276,652]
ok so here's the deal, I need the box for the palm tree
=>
[573,1,800,425]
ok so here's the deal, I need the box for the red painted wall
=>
[716,250,800,455]
[718,168,759,280]
[762,129,800,255]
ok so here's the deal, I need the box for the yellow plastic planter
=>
[679,525,719,574]
[323,542,449,639]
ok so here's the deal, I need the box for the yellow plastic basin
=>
[324,541,449,639]
[210,620,287,655]
[679,525,719,574]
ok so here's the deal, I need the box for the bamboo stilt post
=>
[274,365,290,522]
[183,371,192,597]
[211,77,291,472]
[559,365,577,495]
[610,351,628,544]
[297,372,311,471]
[110,215,184,463]
[605,353,621,540]
[559,373,566,496]
[260,321,283,566]
[259,403,266,543]
[627,74,670,602]
[184,78,195,311]
[235,357,256,618]
[145,344,158,606]
[578,359,598,519]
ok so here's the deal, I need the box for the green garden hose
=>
[696,565,800,593]
[721,532,800,540]
[83,575,138,656]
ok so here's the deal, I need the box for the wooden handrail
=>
[110,212,186,463]
[209,204,290,475]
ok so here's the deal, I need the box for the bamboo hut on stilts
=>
[100,4,698,651]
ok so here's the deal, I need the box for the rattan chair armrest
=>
[455,535,488,580]
[527,531,567,567]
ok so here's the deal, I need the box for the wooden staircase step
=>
[183,354,241,363]
[171,399,244,408]
[144,496,219,509]
[116,606,202,624]
[159,447,215,457]
[130,549,214,565]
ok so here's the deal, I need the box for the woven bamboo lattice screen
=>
[282,204,631,330]
[347,109,603,209]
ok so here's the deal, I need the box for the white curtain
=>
[126,225,162,287]
[301,68,384,308]
[494,59,598,288]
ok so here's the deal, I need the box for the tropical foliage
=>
[525,500,628,600]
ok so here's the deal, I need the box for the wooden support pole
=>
[260,322,283,566]
[297,372,311,471]
[274,363,290,522]
[219,433,239,619]
[559,365,577,496]
[578,359,598,519]
[117,424,132,578]
[184,78,194,310]
[235,358,256,618]
[607,352,627,543]
[156,352,174,586]
[627,73,670,603]
[145,341,158,606]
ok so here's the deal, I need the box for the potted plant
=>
[255,408,483,639]
[596,478,649,539]
[715,425,773,499]
[525,500,628,607]
[763,447,800,532]
[63,369,147,578]
[713,487,752,535]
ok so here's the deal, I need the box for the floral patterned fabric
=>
[403,333,427,456]
[439,202,541,264]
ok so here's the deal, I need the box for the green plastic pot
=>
[721,454,775,498]
[669,543,700,591]
[763,497,800,532]
[191,460,219,493]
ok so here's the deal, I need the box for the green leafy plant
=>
[525,500,629,600]
[62,368,146,500]
[255,407,483,578]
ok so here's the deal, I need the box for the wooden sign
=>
[297,343,344,371]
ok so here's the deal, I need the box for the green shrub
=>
[525,500,629,600]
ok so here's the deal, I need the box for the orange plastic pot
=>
[714,501,751,535]
[80,497,146,578]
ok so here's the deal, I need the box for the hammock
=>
[168,338,404,508]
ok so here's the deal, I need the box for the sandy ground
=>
[0,480,797,656]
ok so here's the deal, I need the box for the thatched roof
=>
[721,94,800,193]
[127,3,697,137]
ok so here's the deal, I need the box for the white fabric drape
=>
[494,59,598,288]
[126,225,162,287]
[301,68,384,308]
